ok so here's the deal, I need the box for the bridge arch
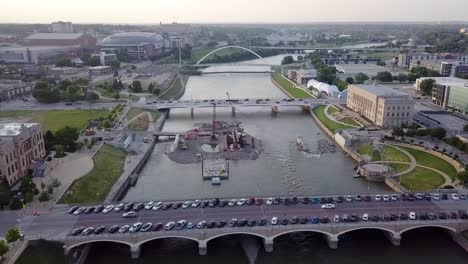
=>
[65,239,133,253]
[271,229,334,240]
[204,231,267,244]
[195,46,265,66]
[399,225,457,236]
[336,227,398,238]
[136,235,201,247]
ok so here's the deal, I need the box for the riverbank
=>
[271,72,315,99]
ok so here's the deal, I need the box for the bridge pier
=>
[130,245,141,259]
[191,108,194,118]
[325,235,339,249]
[231,106,236,117]
[385,233,401,246]
[264,238,274,253]
[198,241,207,255]
[271,105,278,113]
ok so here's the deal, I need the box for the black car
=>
[68,206,79,214]
[162,203,170,210]
[219,200,228,207]
[291,197,298,204]
[399,213,408,220]
[320,216,330,223]
[326,197,334,204]
[401,194,408,201]
[284,198,290,206]
[239,219,248,227]
[133,203,144,211]
[355,195,362,201]
[124,202,134,211]
[335,196,344,203]
[439,211,447,219]
[217,221,227,228]
[428,213,436,220]
[382,215,390,222]
[207,221,216,229]
[419,212,428,220]
[319,198,327,204]
[200,201,208,208]
[153,223,163,231]
[259,218,267,226]
[458,210,468,220]
[389,214,398,221]
[425,194,431,201]
[273,198,281,205]
[108,225,119,234]
[349,214,358,222]
[172,202,181,209]
[300,217,308,224]
[94,205,105,213]
[94,226,106,234]
[281,218,289,225]
[229,219,238,227]
[371,216,380,222]
[302,197,309,204]
[247,219,256,227]
[442,193,448,200]
[290,217,299,224]
[71,227,84,236]
[85,207,95,214]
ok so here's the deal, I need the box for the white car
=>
[197,221,207,229]
[433,193,440,200]
[182,201,191,209]
[266,198,274,206]
[237,198,247,206]
[228,199,237,206]
[118,225,130,233]
[113,203,124,212]
[271,217,279,225]
[383,195,390,202]
[191,200,201,208]
[362,213,369,221]
[129,222,142,233]
[152,202,163,211]
[144,201,155,210]
[321,203,335,209]
[333,215,340,223]
[375,195,382,201]
[409,212,416,220]
[165,222,175,231]
[391,194,399,201]
[452,193,460,200]
[122,211,137,218]
[103,205,114,213]
[345,195,353,202]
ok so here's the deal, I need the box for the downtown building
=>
[346,85,414,128]
[0,123,45,185]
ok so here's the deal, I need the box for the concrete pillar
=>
[130,245,141,259]
[198,241,207,256]
[271,105,278,113]
[264,238,274,253]
[385,232,401,246]
[324,235,339,249]
[191,108,194,118]
[231,106,236,117]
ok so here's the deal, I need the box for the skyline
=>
[1,0,468,24]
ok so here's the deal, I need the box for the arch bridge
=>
[194,46,268,67]
[61,221,468,259]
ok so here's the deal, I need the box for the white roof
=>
[0,123,37,137]
[307,79,340,97]
[25,33,85,40]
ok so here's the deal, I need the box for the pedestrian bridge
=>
[60,221,468,259]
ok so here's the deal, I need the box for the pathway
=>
[323,105,360,128]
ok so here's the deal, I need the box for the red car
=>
[246,198,255,205]
[254,198,263,205]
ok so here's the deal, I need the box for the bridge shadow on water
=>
[83,228,468,264]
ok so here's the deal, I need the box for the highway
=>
[12,194,468,239]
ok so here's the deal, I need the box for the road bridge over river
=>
[14,194,468,259]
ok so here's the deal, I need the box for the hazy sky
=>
[2,0,468,24]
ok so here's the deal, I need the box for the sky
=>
[1,0,468,24]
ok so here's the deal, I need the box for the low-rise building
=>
[335,64,397,79]
[295,70,317,85]
[0,80,33,101]
[0,45,82,64]
[89,66,112,76]
[51,21,73,33]
[0,123,45,185]
[49,67,90,81]
[24,33,96,50]
[414,77,467,90]
[445,84,468,114]
[346,85,414,128]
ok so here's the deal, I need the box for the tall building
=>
[0,123,45,185]
[51,21,73,33]
[346,85,414,128]
[431,80,468,114]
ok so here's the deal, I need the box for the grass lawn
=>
[357,144,410,162]
[327,106,339,115]
[15,241,66,264]
[398,146,458,180]
[271,72,314,99]
[389,163,410,173]
[0,110,108,132]
[313,105,352,132]
[126,108,159,121]
[126,108,160,131]
[338,117,361,127]
[59,144,126,204]
[159,77,183,100]
[398,167,445,191]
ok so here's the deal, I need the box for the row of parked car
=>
[70,209,468,237]
[67,193,467,216]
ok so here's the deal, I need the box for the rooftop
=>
[25,33,85,40]
[352,85,409,97]
[0,123,38,137]
[0,45,81,51]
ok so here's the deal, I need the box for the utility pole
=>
[178,40,182,67]
[211,103,216,139]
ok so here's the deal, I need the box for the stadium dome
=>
[100,32,163,46]
[307,79,340,98]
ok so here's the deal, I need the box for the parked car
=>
[119,225,130,233]
[94,226,106,234]
[113,203,124,212]
[409,212,417,220]
[124,202,134,211]
[85,207,95,214]
[108,225,119,234]
[82,227,94,236]
[122,211,137,218]
[228,219,238,227]
[94,205,105,213]
[321,203,335,209]
[129,222,142,233]
[144,201,155,210]
[175,220,187,230]
[71,227,84,236]
[152,202,163,211]
[452,193,459,200]
[362,213,369,221]
[102,205,114,213]
[133,203,144,211]
[191,200,201,208]
[73,207,86,215]
[165,222,175,231]
[153,223,163,231]
[140,223,153,232]
[271,217,279,225]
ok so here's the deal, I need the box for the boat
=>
[353,174,361,178]
[211,177,221,185]
[296,137,310,152]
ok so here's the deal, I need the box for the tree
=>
[407,73,418,82]
[38,191,50,202]
[0,240,9,258]
[87,56,101,67]
[131,81,142,93]
[147,83,155,93]
[0,190,11,209]
[430,127,446,140]
[32,81,61,104]
[281,55,295,65]
[420,79,435,96]
[55,58,72,67]
[43,130,56,152]
[397,73,408,83]
[411,66,440,77]
[110,60,120,70]
[54,126,79,152]
[19,175,36,195]
[86,91,99,101]
[9,197,22,210]
[345,77,354,84]
[114,93,120,99]
[111,79,119,91]
[375,71,393,82]
[376,61,386,67]
[456,171,468,186]
[153,88,161,96]
[113,71,119,77]
[5,227,21,243]
[354,72,368,84]
[464,124,468,132]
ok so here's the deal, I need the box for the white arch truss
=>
[195,46,265,66]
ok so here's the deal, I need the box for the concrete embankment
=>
[105,111,169,203]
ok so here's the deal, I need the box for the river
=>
[87,54,467,263]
